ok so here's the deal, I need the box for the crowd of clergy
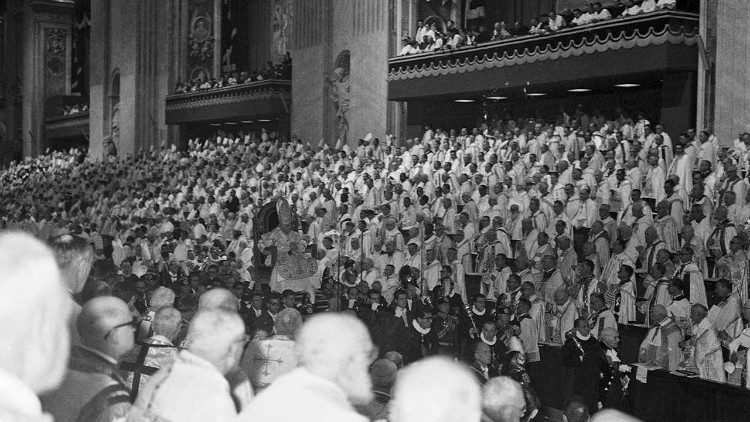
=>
[1,105,750,421]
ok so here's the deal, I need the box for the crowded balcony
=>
[388,9,699,100]
[44,96,90,142]
[166,57,292,126]
[165,79,291,126]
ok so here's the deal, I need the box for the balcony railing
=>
[45,112,89,140]
[165,79,291,125]
[389,10,698,81]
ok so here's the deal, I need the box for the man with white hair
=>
[390,356,481,422]
[48,233,94,344]
[197,288,253,410]
[240,308,302,392]
[239,313,375,422]
[198,287,240,312]
[137,286,176,342]
[123,307,182,398]
[42,296,136,422]
[481,376,526,422]
[133,309,246,422]
[0,232,70,421]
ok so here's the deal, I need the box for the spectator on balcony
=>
[398,37,418,56]
[571,9,590,26]
[432,32,446,51]
[464,28,477,45]
[446,19,459,37]
[492,21,512,41]
[446,29,464,49]
[419,35,436,52]
[548,10,566,32]
[580,4,598,24]
[508,21,529,36]
[475,25,492,43]
[591,3,613,22]
[425,23,438,44]
[620,0,642,17]
[529,16,550,36]
[640,0,657,14]
[415,21,426,41]
[657,0,676,9]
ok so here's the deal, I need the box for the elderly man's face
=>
[603,332,620,349]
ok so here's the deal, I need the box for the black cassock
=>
[561,334,603,411]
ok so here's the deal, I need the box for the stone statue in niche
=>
[110,103,120,154]
[189,12,214,61]
[326,51,350,145]
[272,0,290,60]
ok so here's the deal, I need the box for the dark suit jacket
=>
[243,308,274,336]
[391,323,437,365]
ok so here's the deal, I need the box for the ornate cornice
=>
[388,11,698,81]
[165,79,291,112]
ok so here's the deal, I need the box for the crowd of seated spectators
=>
[2,101,750,421]
[398,0,678,56]
[173,52,292,94]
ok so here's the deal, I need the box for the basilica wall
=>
[711,0,750,145]
[89,0,171,158]
[290,0,389,147]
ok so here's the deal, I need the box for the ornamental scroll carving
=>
[44,27,68,97]
[189,11,214,61]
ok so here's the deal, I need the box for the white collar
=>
[480,332,497,345]
[605,348,620,361]
[576,332,591,341]
[412,319,431,335]
[472,306,486,316]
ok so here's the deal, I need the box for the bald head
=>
[274,308,303,338]
[187,309,246,375]
[391,357,481,422]
[590,409,641,422]
[0,232,70,394]
[77,296,135,361]
[198,288,239,313]
[152,307,183,341]
[296,313,375,404]
[481,376,525,422]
